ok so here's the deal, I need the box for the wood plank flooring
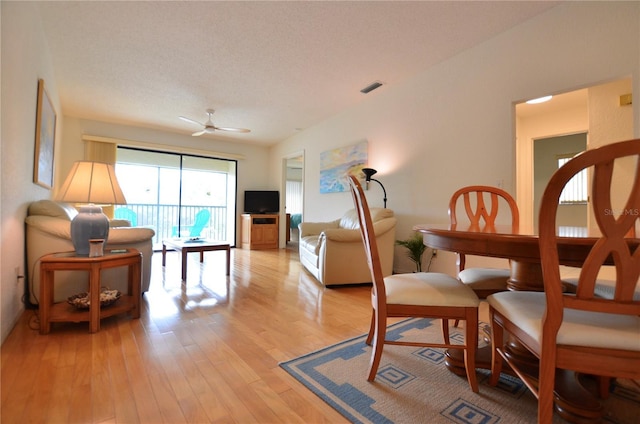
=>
[1,246,374,423]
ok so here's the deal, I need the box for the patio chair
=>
[114,207,138,226]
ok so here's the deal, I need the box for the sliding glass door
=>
[115,147,237,249]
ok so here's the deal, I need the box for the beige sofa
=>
[25,200,156,304]
[299,208,396,286]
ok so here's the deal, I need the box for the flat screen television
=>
[244,190,279,214]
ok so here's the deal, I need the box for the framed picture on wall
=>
[33,78,57,189]
[320,140,368,193]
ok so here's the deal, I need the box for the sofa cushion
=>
[300,235,321,255]
[339,208,393,230]
[28,199,78,221]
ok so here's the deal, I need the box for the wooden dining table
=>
[413,223,637,424]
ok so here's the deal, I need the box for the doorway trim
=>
[281,150,304,248]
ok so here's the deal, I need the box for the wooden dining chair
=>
[449,185,520,299]
[347,175,480,392]
[487,138,640,423]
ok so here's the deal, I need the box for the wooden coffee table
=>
[162,239,230,280]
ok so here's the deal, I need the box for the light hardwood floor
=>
[1,246,374,423]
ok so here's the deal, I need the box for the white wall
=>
[0,2,64,342]
[269,2,640,275]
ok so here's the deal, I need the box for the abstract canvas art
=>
[319,140,367,193]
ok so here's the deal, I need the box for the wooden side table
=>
[39,248,142,334]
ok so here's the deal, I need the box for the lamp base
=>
[70,205,110,255]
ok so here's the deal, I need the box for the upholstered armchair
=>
[299,208,396,286]
[25,200,155,304]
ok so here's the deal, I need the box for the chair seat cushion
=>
[458,268,510,289]
[488,291,640,351]
[385,272,480,307]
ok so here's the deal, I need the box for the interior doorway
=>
[515,77,633,230]
[282,152,304,248]
[533,132,587,232]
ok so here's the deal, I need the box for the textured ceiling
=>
[35,1,560,146]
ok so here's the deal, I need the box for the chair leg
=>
[598,376,611,399]
[464,308,479,393]
[367,312,386,382]
[365,309,375,346]
[489,308,503,386]
[441,319,450,344]
[537,356,556,424]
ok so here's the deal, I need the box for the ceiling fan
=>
[179,109,250,136]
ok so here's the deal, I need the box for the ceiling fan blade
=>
[179,116,205,127]
[191,130,207,137]
[216,126,251,133]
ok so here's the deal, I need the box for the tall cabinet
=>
[241,214,279,249]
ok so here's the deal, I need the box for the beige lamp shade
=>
[56,161,127,205]
[55,161,126,255]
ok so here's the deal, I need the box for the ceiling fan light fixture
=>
[526,95,553,104]
[180,109,250,136]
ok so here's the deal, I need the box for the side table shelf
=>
[39,248,142,334]
[47,295,137,323]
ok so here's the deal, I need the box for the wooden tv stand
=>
[241,214,279,249]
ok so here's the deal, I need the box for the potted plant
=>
[396,232,427,272]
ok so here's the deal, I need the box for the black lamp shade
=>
[362,168,377,181]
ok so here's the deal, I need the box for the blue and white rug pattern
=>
[280,318,639,424]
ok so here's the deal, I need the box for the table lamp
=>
[55,161,127,255]
[362,168,388,208]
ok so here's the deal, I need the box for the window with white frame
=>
[558,154,587,204]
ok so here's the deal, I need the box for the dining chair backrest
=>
[539,138,640,325]
[449,185,519,232]
[348,175,386,304]
[449,185,519,273]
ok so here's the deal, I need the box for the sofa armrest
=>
[107,227,155,244]
[322,227,362,242]
[110,219,132,227]
[299,220,339,237]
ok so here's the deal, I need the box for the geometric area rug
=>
[280,318,640,424]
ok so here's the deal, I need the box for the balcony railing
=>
[116,204,230,250]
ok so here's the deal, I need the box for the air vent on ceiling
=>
[360,81,383,94]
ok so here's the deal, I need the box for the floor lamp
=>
[362,167,388,208]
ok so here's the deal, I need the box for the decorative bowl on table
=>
[67,289,121,309]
